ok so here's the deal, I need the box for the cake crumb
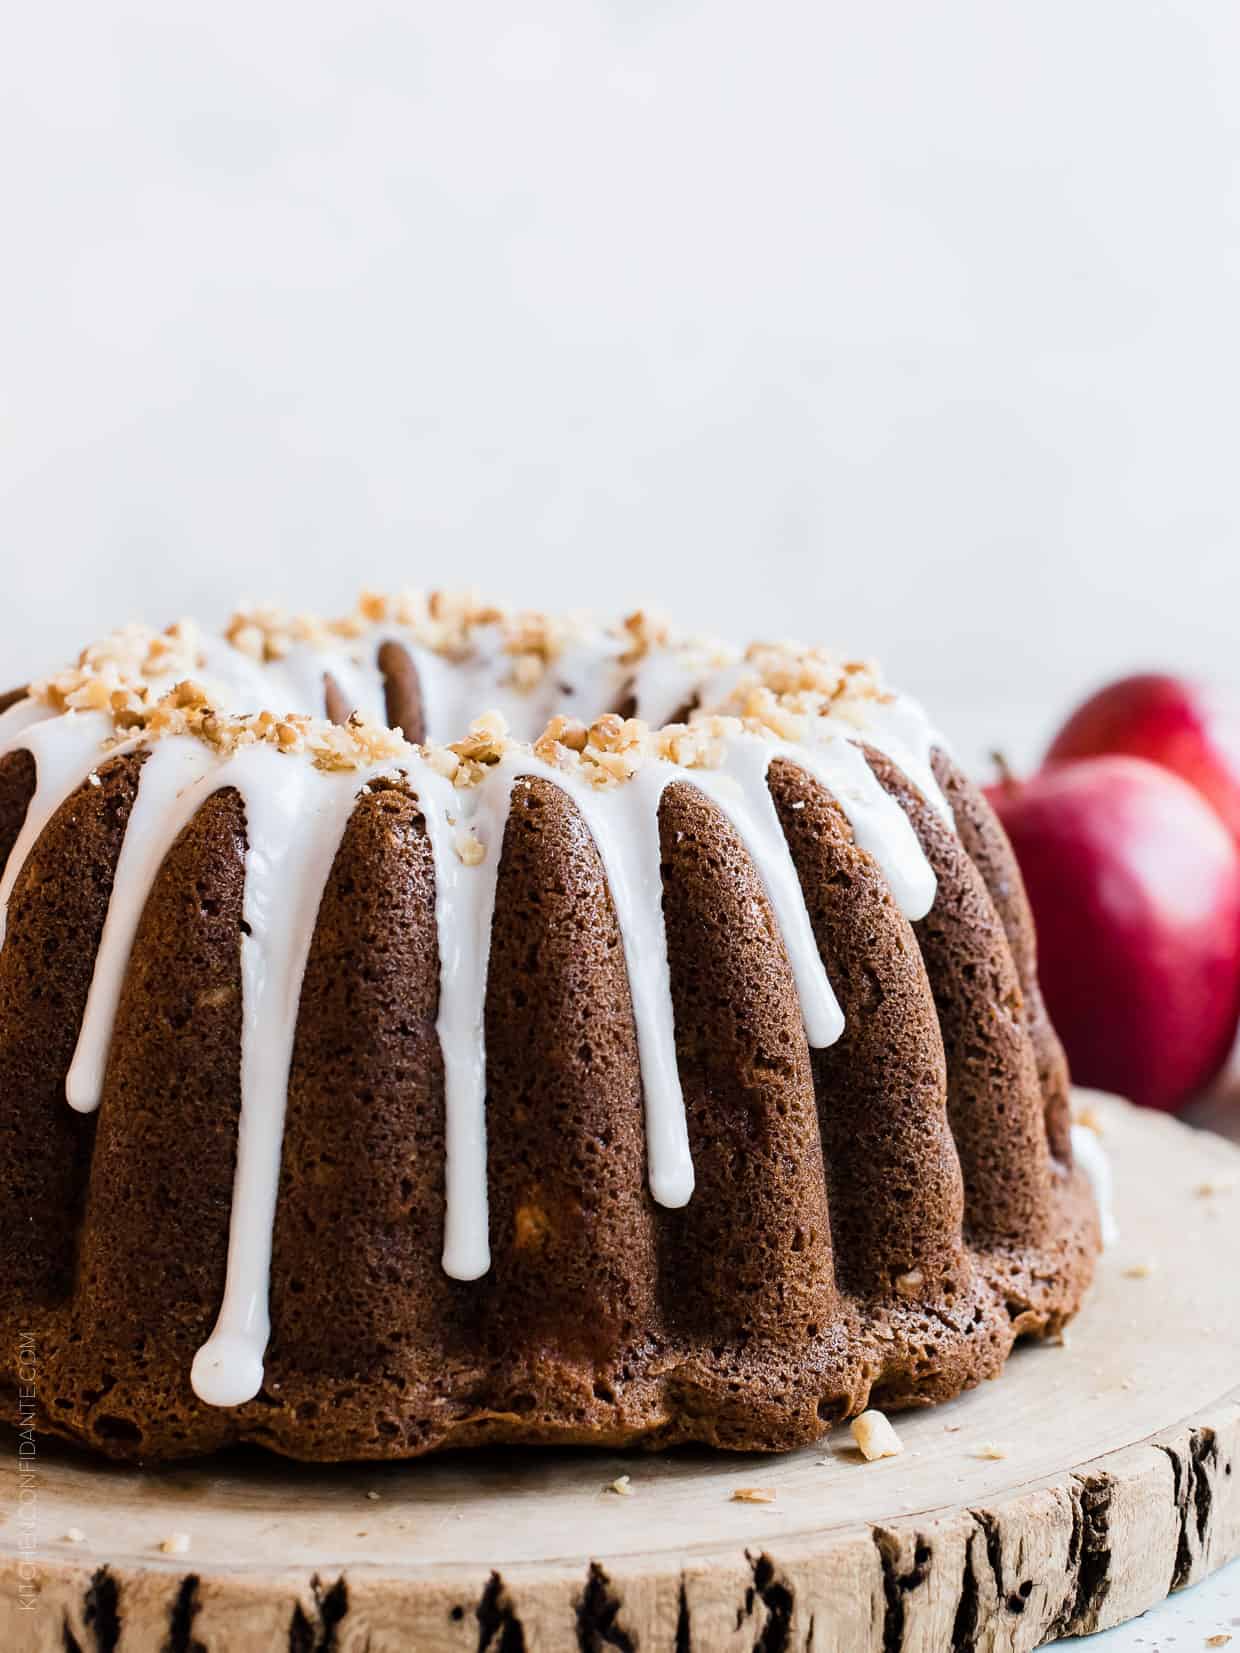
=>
[894,1268,924,1297]
[976,1442,1010,1460]
[851,1410,903,1461]
[159,1533,190,1555]
[1073,1104,1105,1135]
[606,1475,633,1497]
[366,1490,381,1501]
[63,1528,86,1544]
[1197,1179,1235,1197]
[732,1487,776,1504]
[1123,1261,1156,1279]
[1206,1635,1232,1647]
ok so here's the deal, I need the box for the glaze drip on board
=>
[0,617,962,1409]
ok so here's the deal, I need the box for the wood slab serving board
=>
[3,1091,1238,1650]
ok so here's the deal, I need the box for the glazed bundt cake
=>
[0,592,1099,1462]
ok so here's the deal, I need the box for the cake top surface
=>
[20,589,924,792]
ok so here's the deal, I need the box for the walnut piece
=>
[453,828,485,867]
[850,1410,903,1462]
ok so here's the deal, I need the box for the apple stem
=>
[990,750,1019,794]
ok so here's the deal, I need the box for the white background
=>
[2,7,1239,1641]
[2,2,1240,776]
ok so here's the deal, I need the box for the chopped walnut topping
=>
[502,608,578,689]
[228,589,550,674]
[616,608,671,665]
[225,606,299,662]
[531,711,653,788]
[731,1487,776,1504]
[454,828,485,867]
[33,593,906,791]
[696,638,886,747]
[653,717,736,771]
[508,653,544,692]
[451,710,510,764]
[139,685,410,773]
[742,640,881,704]
[850,1410,903,1461]
[533,714,590,769]
[33,620,204,723]
[422,710,515,789]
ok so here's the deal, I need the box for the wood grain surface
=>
[2,1091,1237,1651]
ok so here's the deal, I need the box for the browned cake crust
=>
[932,749,1074,1162]
[0,713,1097,1462]
[377,639,427,744]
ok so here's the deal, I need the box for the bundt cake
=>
[0,592,1099,1462]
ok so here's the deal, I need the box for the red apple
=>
[986,755,1240,1112]
[1046,674,1240,845]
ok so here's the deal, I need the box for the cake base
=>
[3,1092,1238,1652]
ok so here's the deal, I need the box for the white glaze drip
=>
[830,695,954,827]
[65,737,217,1113]
[626,649,705,729]
[323,650,387,725]
[682,740,844,1047]
[542,757,697,1208]
[281,642,387,725]
[397,752,515,1280]
[196,635,288,712]
[0,695,52,744]
[197,635,390,727]
[777,734,938,921]
[0,711,125,949]
[191,745,363,1406]
[399,631,634,745]
[1070,1123,1118,1248]
[548,638,633,728]
[421,730,930,1235]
